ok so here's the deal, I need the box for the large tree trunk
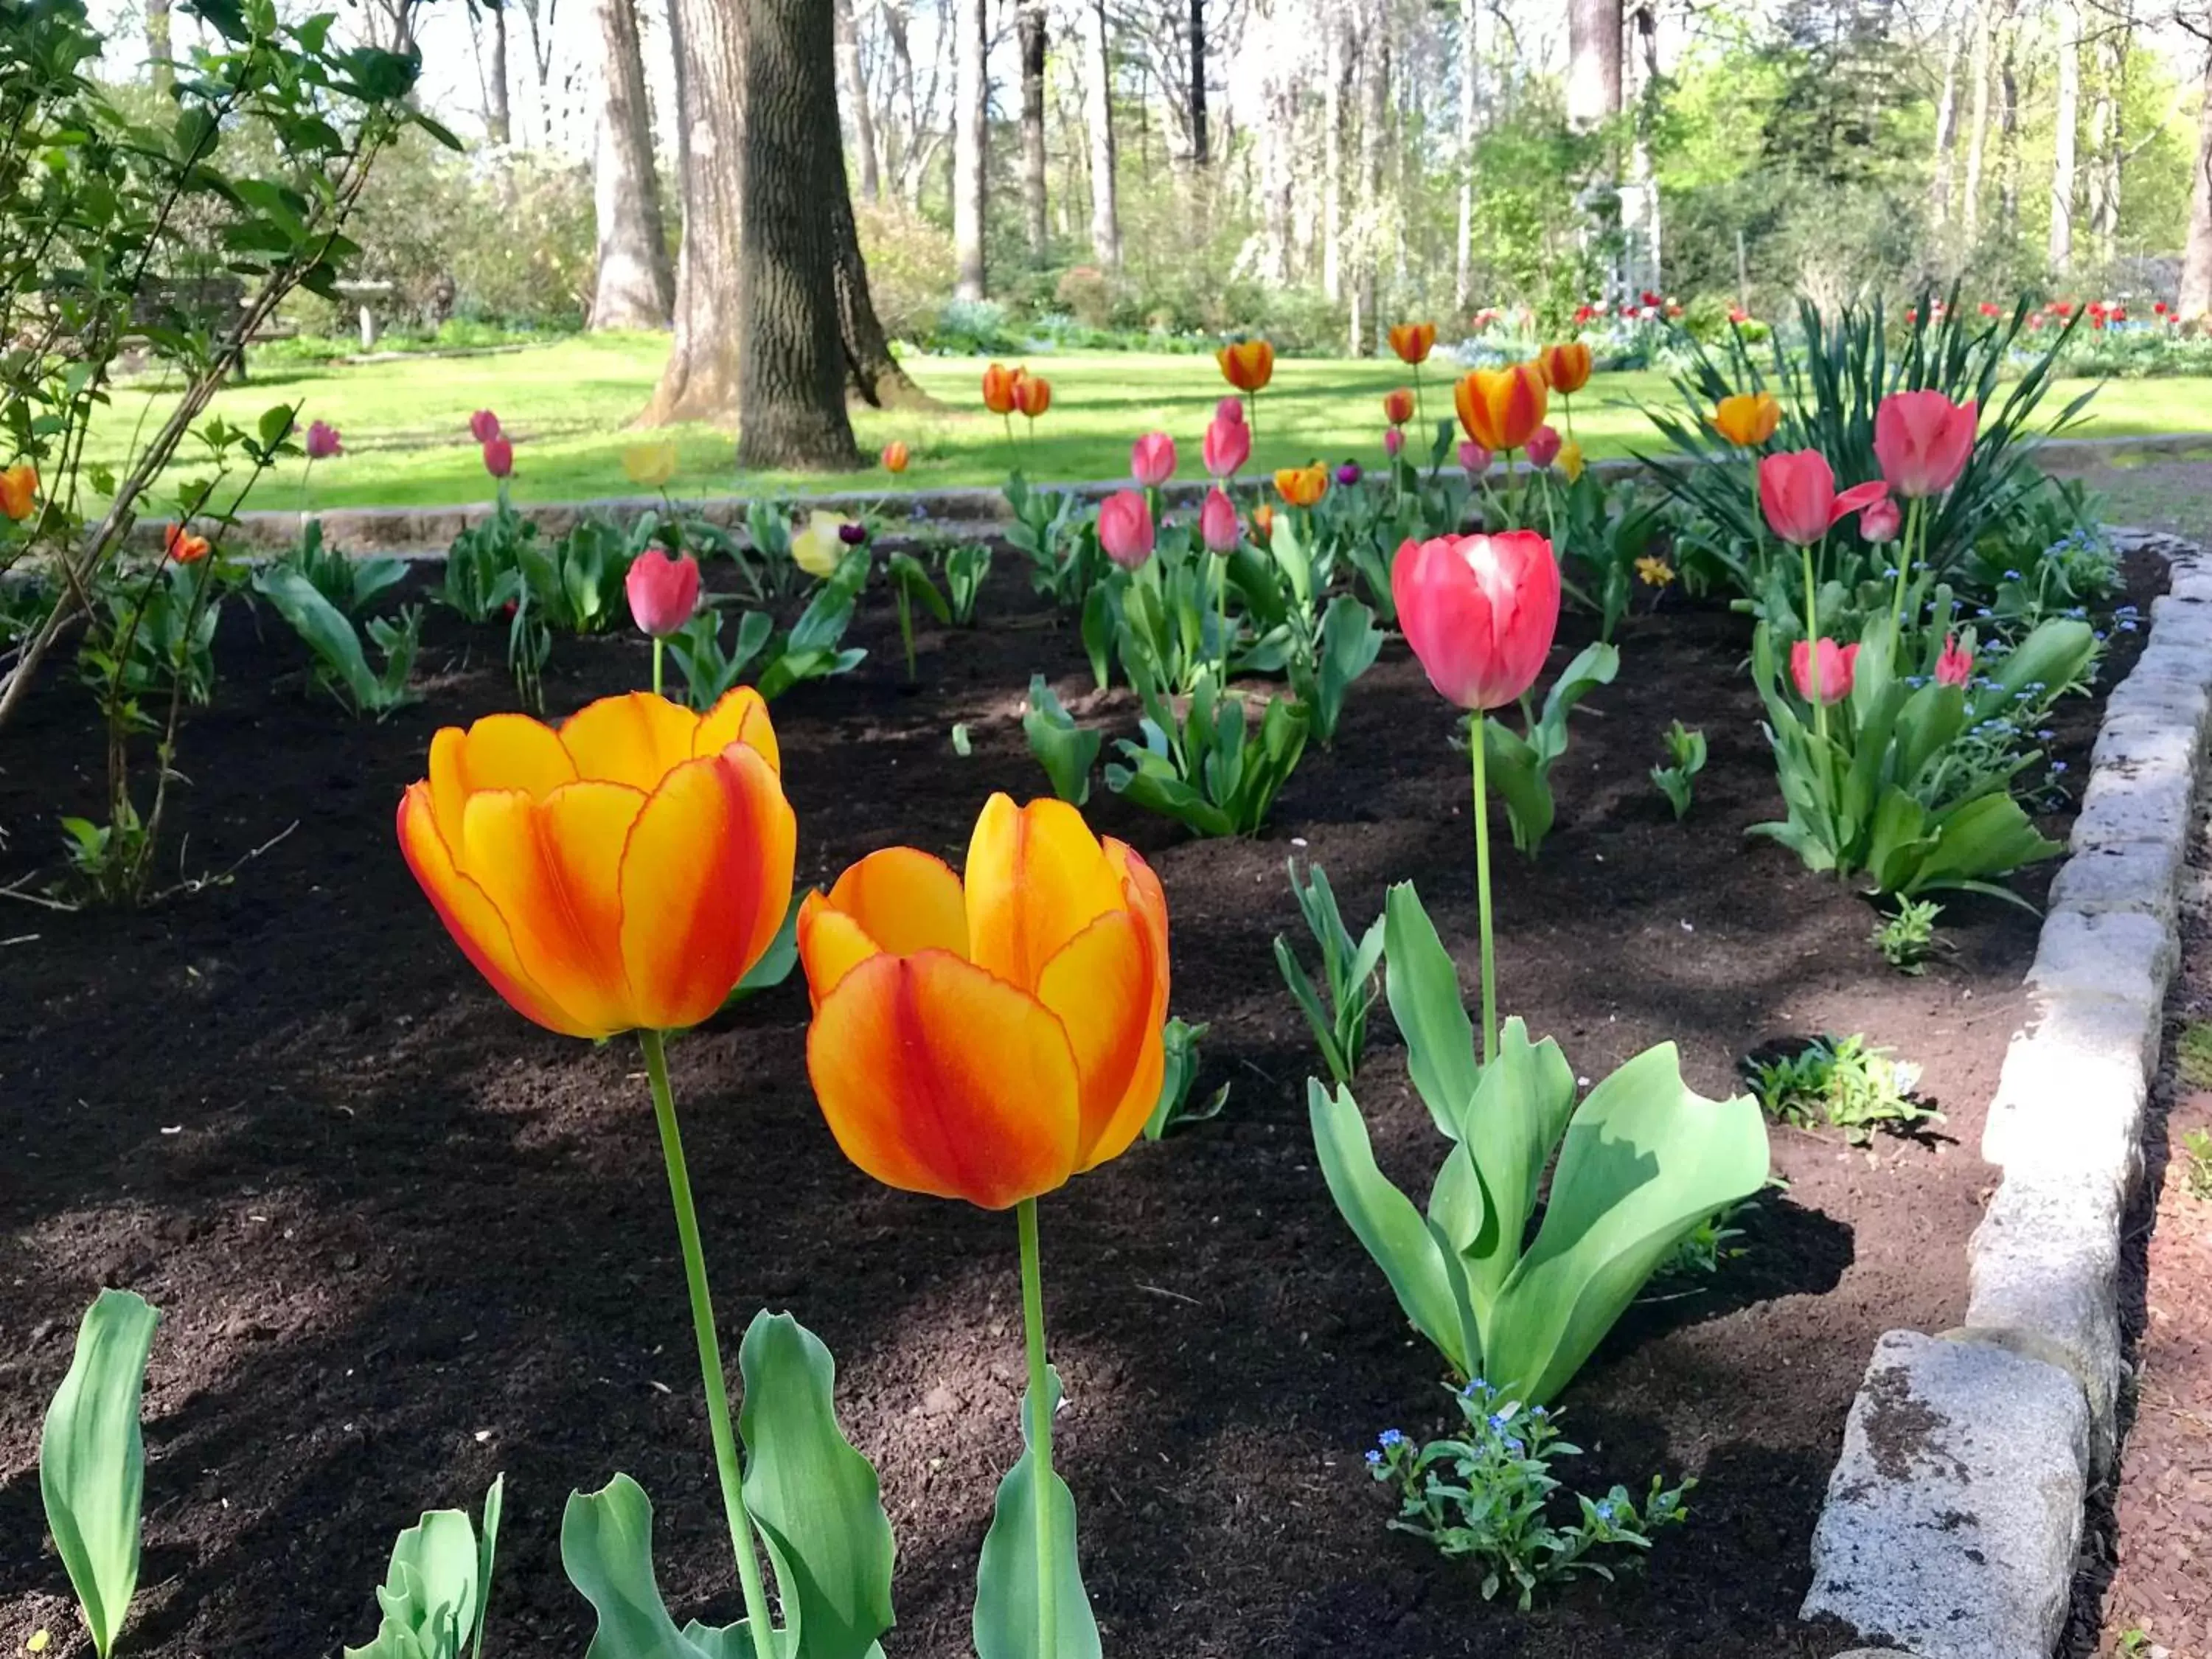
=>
[1454,0,1479,310]
[952,0,987,301]
[483,2,513,145]
[1961,0,1993,242]
[1348,18,1385,357]
[1322,10,1346,302]
[1188,0,1208,166]
[1255,1,1292,285]
[829,154,938,409]
[2049,0,2079,271]
[1084,0,1121,269]
[2090,24,2129,264]
[147,0,173,91]
[641,0,746,423]
[1566,0,1621,132]
[833,0,880,202]
[2179,43,2212,316]
[1929,5,1961,232]
[1020,1,1049,260]
[589,0,675,330]
[737,0,861,468]
[1997,21,2020,233]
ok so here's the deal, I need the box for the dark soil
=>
[0,551,2161,1659]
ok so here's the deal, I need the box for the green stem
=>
[1017,1197,1057,1659]
[638,1030,779,1659]
[1413,361,1425,428]
[1801,538,1827,744]
[1214,556,1229,689]
[1470,719,1498,1066]
[652,637,664,698]
[1891,496,1922,635]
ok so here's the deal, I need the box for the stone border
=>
[1800,528,2210,1659]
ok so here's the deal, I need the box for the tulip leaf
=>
[345,1475,503,1659]
[973,1368,1100,1659]
[562,1474,784,1659]
[1485,1044,1771,1404]
[1382,882,1478,1139]
[731,903,801,1002]
[737,1313,896,1659]
[1309,1079,1477,1377]
[1449,1019,1579,1312]
[41,1289,159,1659]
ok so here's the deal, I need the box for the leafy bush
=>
[853,198,956,344]
[1747,1034,1940,1143]
[1105,667,1309,838]
[1871,897,1944,974]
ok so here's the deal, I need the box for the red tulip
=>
[1098,489,1155,569]
[1203,404,1251,479]
[1858,495,1902,543]
[1130,431,1177,487]
[482,436,515,479]
[1525,425,1562,469]
[469,409,503,444]
[1790,639,1858,706]
[1935,636,1973,688]
[1758,451,1888,546]
[1391,530,1561,712]
[1382,386,1416,427]
[1873,391,1977,499]
[1199,486,1239,554]
[627,547,701,639]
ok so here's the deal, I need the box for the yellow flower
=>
[622,439,678,489]
[1712,392,1781,448]
[1558,441,1585,483]
[790,509,852,578]
[1635,555,1676,588]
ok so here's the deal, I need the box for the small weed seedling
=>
[1747,1034,1941,1144]
[1649,720,1706,820]
[2180,1127,2212,1203]
[1650,1200,1751,1284]
[1144,1017,1230,1139]
[2176,1020,2212,1091]
[1872,897,1946,975]
[1368,1382,1691,1610]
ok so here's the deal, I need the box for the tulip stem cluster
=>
[638,1029,780,1659]
[1017,1196,1059,1659]
[1470,722,1499,1065]
[1891,497,1927,636]
[1800,541,1828,740]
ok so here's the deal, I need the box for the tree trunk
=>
[952,0,987,301]
[2179,44,2212,316]
[2049,0,2079,271]
[1020,1,1049,260]
[1256,4,1292,285]
[833,0,880,202]
[1997,20,2020,233]
[1929,6,1961,232]
[1189,0,1208,166]
[1961,0,1993,243]
[147,0,173,91]
[737,0,861,469]
[1454,0,1479,310]
[2092,25,2128,263]
[1084,0,1121,269]
[1566,0,1621,131]
[590,0,676,330]
[1349,20,1385,357]
[641,0,746,424]
[1322,10,1346,302]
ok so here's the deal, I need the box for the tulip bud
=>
[838,521,869,546]
[469,409,503,444]
[1935,636,1974,688]
[305,420,343,460]
[1214,396,1247,427]
[1336,461,1363,487]
[481,436,515,479]
[1097,488,1155,569]
[625,547,701,639]
[1130,431,1178,488]
[1858,495,1902,543]
[1203,408,1252,480]
[1458,440,1492,476]
[1525,425,1563,469]
[1383,427,1405,459]
[1790,638,1859,706]
[882,439,911,474]
[1199,486,1239,555]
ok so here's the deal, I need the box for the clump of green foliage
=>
[1649,720,1706,820]
[1747,1034,1941,1144]
[1871,897,1945,974]
[2175,1022,2212,1091]
[2180,1128,2212,1203]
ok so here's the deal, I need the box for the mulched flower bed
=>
[0,551,2161,1658]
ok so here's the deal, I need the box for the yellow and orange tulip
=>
[397,688,796,1040]
[1454,363,1550,454]
[881,439,911,474]
[1388,322,1437,366]
[1537,341,1593,396]
[1382,386,1416,427]
[1014,374,1052,419]
[1217,338,1275,394]
[798,795,1170,1211]
[164,524,211,565]
[982,362,1024,416]
[0,462,37,521]
[1274,463,1329,508]
[1714,391,1782,448]
[1251,503,1276,541]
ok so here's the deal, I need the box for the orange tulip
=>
[1537,341,1593,395]
[1217,338,1275,393]
[1388,321,1437,366]
[881,439,911,473]
[799,795,1170,1210]
[1274,463,1329,508]
[1251,503,1276,541]
[397,687,796,1040]
[0,462,37,521]
[1014,374,1052,419]
[164,524,211,564]
[982,362,1024,416]
[1382,386,1416,427]
[1454,363,1550,454]
[1714,391,1782,448]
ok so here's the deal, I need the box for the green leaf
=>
[41,1290,159,1659]
[345,1475,503,1659]
[737,1313,896,1659]
[1382,882,1478,1139]
[973,1368,1100,1659]
[1448,1018,1579,1312]
[561,1475,762,1659]
[1023,675,1100,805]
[254,565,381,712]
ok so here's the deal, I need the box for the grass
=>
[87,333,2212,515]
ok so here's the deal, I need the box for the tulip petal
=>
[796,891,886,1006]
[427,715,577,849]
[825,846,970,959]
[560,692,709,791]
[617,744,796,1032]
[693,686,781,773]
[1105,839,1170,995]
[807,952,1082,1209]
[1037,908,1166,1172]
[965,796,1126,992]
[398,784,589,1037]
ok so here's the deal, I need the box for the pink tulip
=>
[481,436,514,479]
[305,420,342,460]
[626,547,700,638]
[1935,636,1973,687]
[469,409,504,444]
[1383,427,1405,459]
[1199,485,1239,554]
[1790,638,1859,706]
[1525,425,1563,469]
[1873,391,1977,499]
[1131,431,1178,488]
[1203,407,1251,479]
[1097,488,1155,569]
[1458,440,1492,476]
[1391,530,1561,712]
[1858,495,1902,543]
[1759,451,1889,546]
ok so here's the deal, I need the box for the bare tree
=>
[834,0,881,201]
[1566,0,1621,131]
[1997,15,2020,233]
[2050,0,2081,270]
[470,0,515,146]
[641,0,746,422]
[1962,0,1994,241]
[953,0,987,300]
[1189,0,1209,164]
[590,0,675,330]
[1085,0,1122,268]
[1323,7,1346,301]
[1349,10,1385,355]
[1930,1,1962,232]
[2179,35,2212,315]
[147,0,173,90]
[1455,0,1480,309]
[1020,1,1050,260]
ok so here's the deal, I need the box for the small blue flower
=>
[1506,1438,1525,1455]
[1486,1413,1507,1431]
[1366,1449,1382,1466]
[2120,619,2138,632]
[1379,1428,1405,1450]
[1531,1405,1548,1419]
[1594,1498,1618,1523]
[1884,566,1899,579]
[2037,728,2055,740]
[2051,760,2068,773]
[1975,607,1992,618]
[2005,569,2022,581]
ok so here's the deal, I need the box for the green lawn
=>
[89,333,2212,512]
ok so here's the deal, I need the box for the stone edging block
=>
[1804,529,2205,1656]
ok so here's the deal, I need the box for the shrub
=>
[853,198,956,344]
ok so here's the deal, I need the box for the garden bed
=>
[0,550,2161,1658]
